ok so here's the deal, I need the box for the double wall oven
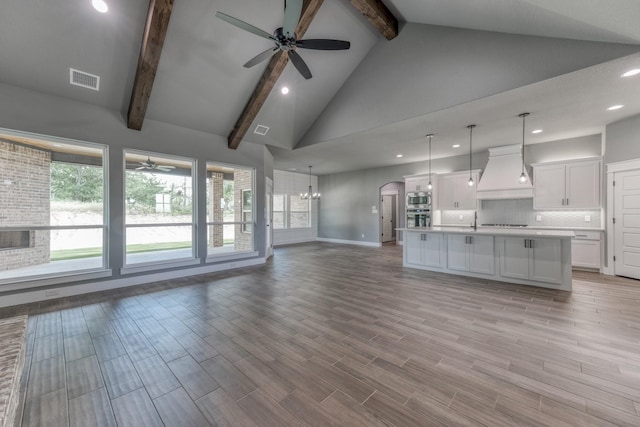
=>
[406,192,432,228]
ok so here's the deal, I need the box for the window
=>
[273,194,286,229]
[241,189,252,233]
[289,196,310,228]
[206,163,254,256]
[124,150,194,267]
[0,131,107,284]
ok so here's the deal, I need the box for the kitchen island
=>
[401,227,575,291]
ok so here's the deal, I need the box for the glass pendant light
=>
[467,125,476,186]
[519,113,530,183]
[426,134,434,190]
[299,166,320,200]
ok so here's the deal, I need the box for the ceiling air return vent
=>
[253,125,269,136]
[69,68,100,91]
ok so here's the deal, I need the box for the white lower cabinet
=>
[498,237,563,285]
[447,234,494,275]
[571,231,602,269]
[405,232,444,268]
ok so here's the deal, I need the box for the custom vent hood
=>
[476,144,533,200]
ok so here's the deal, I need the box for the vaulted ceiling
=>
[1,0,639,175]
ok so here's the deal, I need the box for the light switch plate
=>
[536,215,542,222]
[585,215,591,222]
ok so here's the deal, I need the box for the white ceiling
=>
[0,0,639,175]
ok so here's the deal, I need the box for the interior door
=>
[614,170,640,279]
[382,195,393,243]
[265,177,273,259]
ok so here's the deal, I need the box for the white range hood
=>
[476,144,533,200]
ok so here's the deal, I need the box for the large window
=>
[206,163,254,256]
[0,131,107,284]
[271,194,310,229]
[124,151,194,267]
[273,194,286,229]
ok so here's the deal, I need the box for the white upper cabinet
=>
[533,158,601,210]
[438,171,480,210]
[405,175,432,193]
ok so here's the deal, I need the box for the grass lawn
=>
[51,241,193,261]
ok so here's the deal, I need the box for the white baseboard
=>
[0,257,266,308]
[316,238,382,248]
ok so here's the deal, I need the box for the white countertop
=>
[436,224,604,232]
[400,227,575,238]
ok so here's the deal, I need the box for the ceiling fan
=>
[216,0,351,80]
[132,157,176,172]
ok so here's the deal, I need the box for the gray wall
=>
[0,82,271,292]
[319,135,601,243]
[300,23,638,147]
[605,113,640,164]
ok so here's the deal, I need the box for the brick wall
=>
[234,169,253,251]
[209,172,224,247]
[0,141,51,270]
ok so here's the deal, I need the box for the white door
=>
[265,177,273,259]
[614,170,640,279]
[381,195,393,243]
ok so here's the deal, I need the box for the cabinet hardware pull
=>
[524,239,528,248]
[566,198,569,205]
[529,239,534,249]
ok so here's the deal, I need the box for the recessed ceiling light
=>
[53,144,63,147]
[92,0,108,13]
[452,144,460,148]
[288,167,297,171]
[281,86,289,95]
[607,105,624,111]
[622,69,640,77]
[531,129,543,134]
[396,154,403,158]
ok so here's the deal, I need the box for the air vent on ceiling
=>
[69,68,100,91]
[253,125,269,136]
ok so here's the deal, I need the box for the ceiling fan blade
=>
[288,50,312,80]
[156,166,175,172]
[296,39,351,50]
[215,12,275,41]
[282,0,303,38]
[135,166,146,170]
[244,47,279,68]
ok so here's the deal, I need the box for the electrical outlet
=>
[585,215,591,222]
[362,234,365,238]
[536,215,542,222]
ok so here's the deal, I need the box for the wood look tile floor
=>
[2,242,640,426]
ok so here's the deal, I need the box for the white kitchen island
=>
[401,227,575,291]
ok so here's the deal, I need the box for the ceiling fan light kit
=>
[216,0,351,80]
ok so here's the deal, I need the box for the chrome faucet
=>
[472,210,477,231]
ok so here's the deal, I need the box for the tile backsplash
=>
[440,199,602,228]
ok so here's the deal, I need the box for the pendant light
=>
[426,134,434,190]
[466,124,476,187]
[299,166,320,200]
[518,112,530,183]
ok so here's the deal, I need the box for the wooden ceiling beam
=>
[127,0,174,131]
[228,0,324,150]
[350,0,398,40]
